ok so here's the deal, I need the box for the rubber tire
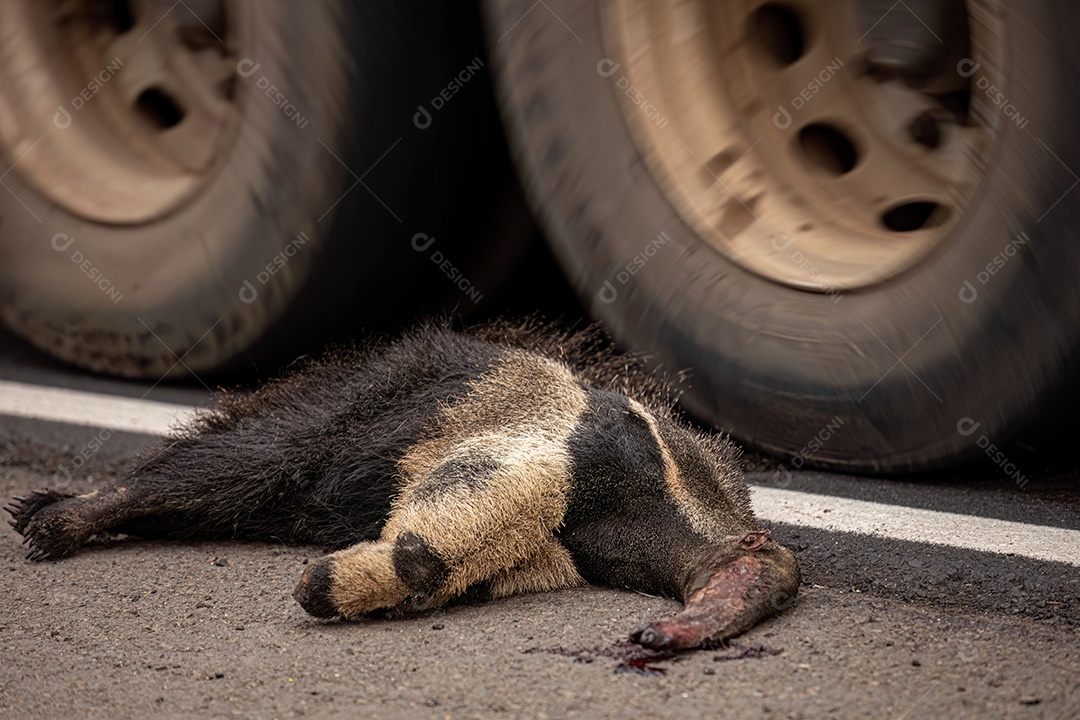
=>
[0,0,521,379]
[484,0,1080,472]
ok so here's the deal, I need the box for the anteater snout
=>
[293,560,340,618]
[628,532,801,650]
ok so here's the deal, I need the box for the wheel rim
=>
[602,0,1001,292]
[0,0,241,224]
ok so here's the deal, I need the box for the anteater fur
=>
[6,322,800,648]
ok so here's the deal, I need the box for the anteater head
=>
[559,388,800,648]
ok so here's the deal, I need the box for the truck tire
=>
[485,0,1080,471]
[0,0,519,378]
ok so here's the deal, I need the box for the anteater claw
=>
[5,489,74,536]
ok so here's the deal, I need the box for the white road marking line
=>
[3,380,1078,566]
[753,486,1080,567]
[0,380,197,436]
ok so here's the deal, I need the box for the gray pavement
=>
[1,464,1077,719]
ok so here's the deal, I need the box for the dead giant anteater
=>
[6,324,800,650]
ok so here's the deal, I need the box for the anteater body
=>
[7,324,799,649]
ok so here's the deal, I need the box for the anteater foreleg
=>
[294,436,584,618]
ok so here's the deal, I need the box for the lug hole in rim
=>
[797,123,859,175]
[136,88,185,129]
[104,0,136,32]
[934,90,972,126]
[907,111,942,150]
[753,3,807,66]
[881,201,950,232]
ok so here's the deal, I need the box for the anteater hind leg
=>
[294,438,583,618]
[7,484,155,561]
[8,473,256,561]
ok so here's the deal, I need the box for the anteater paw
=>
[9,495,88,562]
[5,489,76,536]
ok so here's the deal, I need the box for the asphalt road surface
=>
[1,327,1078,720]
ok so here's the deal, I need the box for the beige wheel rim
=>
[602,0,1002,292]
[0,0,242,224]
